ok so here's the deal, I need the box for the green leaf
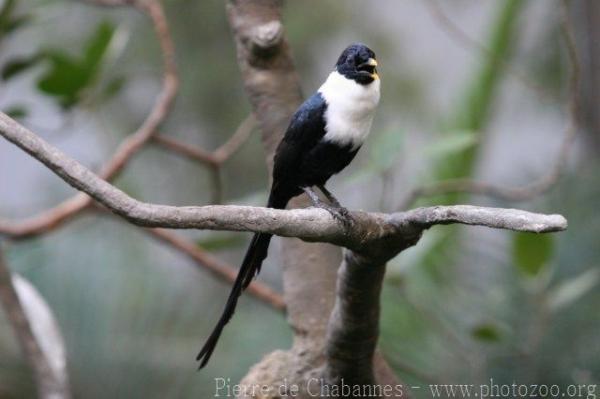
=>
[4,14,30,34]
[36,52,89,108]
[369,128,404,172]
[0,0,16,32]
[35,21,116,109]
[513,232,554,276]
[548,269,600,311]
[2,54,43,80]
[471,323,501,343]
[426,0,525,205]
[410,0,525,277]
[4,105,28,119]
[82,21,116,73]
[424,130,479,161]
[455,0,524,132]
[0,0,29,38]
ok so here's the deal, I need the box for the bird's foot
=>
[324,204,354,228]
[303,187,354,228]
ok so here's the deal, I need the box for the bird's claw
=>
[319,203,354,229]
[302,187,354,229]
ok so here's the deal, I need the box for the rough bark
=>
[226,1,353,397]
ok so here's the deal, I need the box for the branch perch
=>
[0,0,178,239]
[0,89,567,396]
[0,112,566,246]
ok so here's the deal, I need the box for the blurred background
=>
[0,0,598,397]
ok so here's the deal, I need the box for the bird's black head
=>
[334,43,378,85]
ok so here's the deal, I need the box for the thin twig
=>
[213,114,256,163]
[145,228,286,311]
[207,166,223,205]
[402,2,581,209]
[0,246,70,399]
[152,115,257,204]
[0,0,178,239]
[1,0,258,304]
[97,206,284,309]
[152,115,256,167]
[152,135,218,166]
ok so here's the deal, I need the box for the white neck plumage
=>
[318,71,380,150]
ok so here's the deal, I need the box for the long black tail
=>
[196,188,290,369]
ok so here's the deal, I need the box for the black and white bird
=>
[197,43,380,368]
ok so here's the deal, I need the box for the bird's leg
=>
[302,186,325,207]
[302,187,353,228]
[317,184,345,210]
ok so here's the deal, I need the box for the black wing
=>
[272,92,327,184]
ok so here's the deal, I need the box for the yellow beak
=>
[367,58,379,79]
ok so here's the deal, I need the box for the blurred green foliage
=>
[423,129,479,162]
[3,104,27,119]
[403,0,525,284]
[380,0,598,396]
[471,323,502,343]
[2,21,117,109]
[2,54,41,80]
[0,0,29,41]
[37,22,115,108]
[350,127,405,181]
[513,232,554,276]
[431,0,525,198]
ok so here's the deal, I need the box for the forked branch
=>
[0,112,566,248]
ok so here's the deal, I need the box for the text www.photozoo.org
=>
[214,378,597,398]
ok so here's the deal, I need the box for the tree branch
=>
[0,112,567,244]
[0,0,178,239]
[152,115,257,167]
[325,251,386,387]
[0,0,275,320]
[213,114,257,163]
[143,227,286,311]
[152,114,257,204]
[0,22,568,388]
[152,134,219,166]
[0,1,572,395]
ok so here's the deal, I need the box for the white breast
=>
[318,71,380,150]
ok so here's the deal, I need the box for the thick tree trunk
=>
[573,0,600,153]
[225,1,404,397]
